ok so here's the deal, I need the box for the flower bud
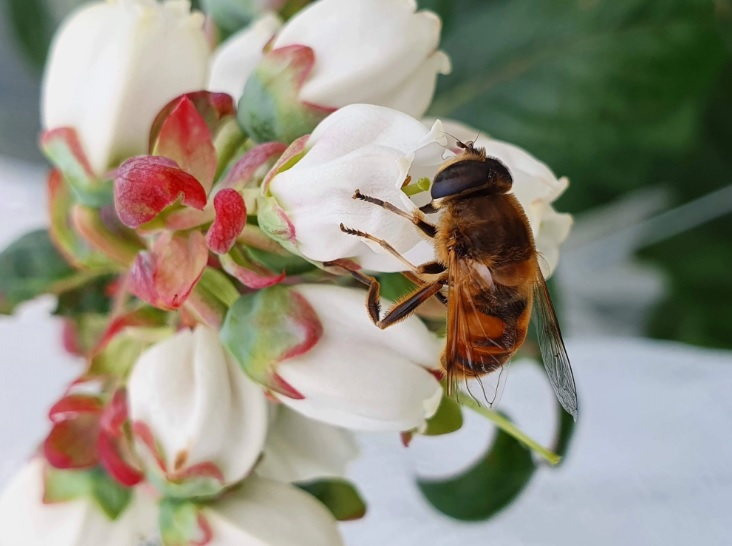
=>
[42,0,209,175]
[270,0,450,117]
[222,284,443,431]
[237,0,450,142]
[261,103,447,272]
[208,13,283,99]
[0,459,156,546]
[128,325,268,497]
[433,118,573,276]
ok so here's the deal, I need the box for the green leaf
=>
[431,0,727,211]
[418,424,535,521]
[246,245,317,276]
[297,479,367,521]
[2,0,55,68]
[423,394,463,436]
[201,0,255,36]
[159,499,209,546]
[43,465,132,520]
[0,229,83,314]
[89,467,133,520]
[43,464,94,504]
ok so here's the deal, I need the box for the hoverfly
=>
[331,140,578,420]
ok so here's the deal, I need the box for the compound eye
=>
[430,158,512,199]
[431,160,491,199]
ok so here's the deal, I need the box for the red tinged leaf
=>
[44,416,101,469]
[97,390,144,487]
[48,394,104,421]
[129,230,208,310]
[40,128,96,183]
[218,141,287,191]
[220,247,285,290]
[261,134,309,192]
[206,189,246,255]
[149,91,236,150]
[154,96,217,191]
[97,430,144,487]
[114,156,207,228]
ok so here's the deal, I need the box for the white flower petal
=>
[0,459,157,546]
[208,13,283,100]
[271,0,447,116]
[274,285,443,431]
[258,405,359,483]
[205,476,344,546]
[268,104,446,271]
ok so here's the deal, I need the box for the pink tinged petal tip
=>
[129,230,208,310]
[219,141,288,191]
[154,96,217,191]
[114,156,207,228]
[206,189,247,255]
[149,91,236,151]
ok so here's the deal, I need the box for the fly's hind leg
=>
[352,190,437,238]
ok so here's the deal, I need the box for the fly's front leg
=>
[352,190,437,238]
[323,260,447,328]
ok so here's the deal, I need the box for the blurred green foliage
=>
[423,0,732,348]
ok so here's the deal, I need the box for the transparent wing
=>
[533,272,578,420]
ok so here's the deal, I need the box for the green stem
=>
[458,396,561,465]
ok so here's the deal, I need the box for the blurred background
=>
[0,0,731,544]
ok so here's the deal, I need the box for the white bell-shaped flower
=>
[42,0,210,174]
[128,325,268,496]
[271,0,450,117]
[274,285,443,431]
[264,103,447,272]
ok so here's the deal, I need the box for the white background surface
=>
[1,156,731,545]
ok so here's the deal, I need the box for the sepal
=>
[220,285,322,398]
[152,96,217,192]
[40,128,112,207]
[238,45,334,143]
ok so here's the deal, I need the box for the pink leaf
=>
[149,91,235,151]
[218,142,287,191]
[44,397,102,470]
[206,189,246,255]
[155,96,217,191]
[129,231,208,310]
[114,156,207,228]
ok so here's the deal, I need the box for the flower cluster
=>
[0,0,572,544]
